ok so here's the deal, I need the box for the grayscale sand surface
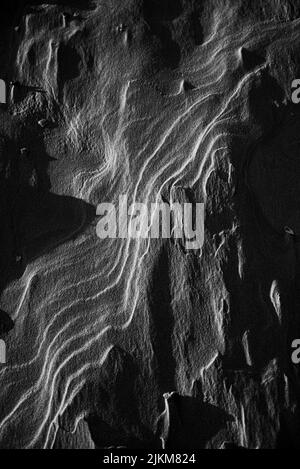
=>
[0,0,300,449]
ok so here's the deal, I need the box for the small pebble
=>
[285,226,295,236]
[20,148,28,157]
[116,24,126,34]
[38,119,49,128]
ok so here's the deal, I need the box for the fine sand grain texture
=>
[0,0,300,449]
